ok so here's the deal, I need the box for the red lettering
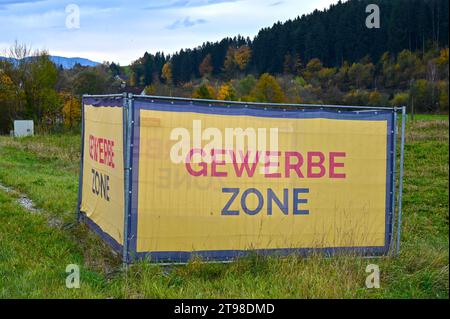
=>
[285,151,304,178]
[264,151,282,178]
[87,135,116,169]
[307,152,326,178]
[185,148,207,176]
[211,149,227,177]
[231,150,259,178]
[329,152,346,178]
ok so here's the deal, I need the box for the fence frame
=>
[78,93,406,265]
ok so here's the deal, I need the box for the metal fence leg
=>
[389,110,397,255]
[122,93,131,268]
[396,106,406,255]
[76,98,86,223]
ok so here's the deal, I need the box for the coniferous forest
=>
[128,0,448,83]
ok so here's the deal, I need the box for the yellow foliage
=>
[234,45,252,71]
[0,73,15,100]
[60,92,81,128]
[217,83,236,101]
[251,73,285,103]
[161,62,173,84]
[437,48,449,65]
[390,92,409,107]
[144,84,156,95]
[193,84,216,99]
[368,90,382,106]
[223,45,252,75]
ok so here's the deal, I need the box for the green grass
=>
[0,116,448,298]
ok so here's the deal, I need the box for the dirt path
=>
[0,183,40,213]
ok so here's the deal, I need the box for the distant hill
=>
[49,56,99,69]
[0,55,100,69]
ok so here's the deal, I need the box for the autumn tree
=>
[60,92,81,128]
[199,54,213,78]
[161,62,173,84]
[223,47,238,78]
[223,45,252,78]
[234,45,252,71]
[144,84,156,95]
[348,58,375,89]
[217,83,237,101]
[390,92,409,107]
[0,70,20,133]
[251,73,285,103]
[193,83,216,99]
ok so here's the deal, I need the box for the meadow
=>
[0,114,448,298]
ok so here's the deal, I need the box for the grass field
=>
[0,115,448,298]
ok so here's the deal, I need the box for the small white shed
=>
[14,120,34,137]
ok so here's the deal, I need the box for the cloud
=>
[144,0,239,11]
[270,1,283,6]
[166,16,207,30]
[0,0,45,4]
[0,0,45,10]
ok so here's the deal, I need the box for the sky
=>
[0,0,339,65]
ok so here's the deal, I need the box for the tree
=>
[217,83,237,101]
[61,92,81,128]
[109,62,121,77]
[199,54,213,78]
[223,47,238,78]
[0,70,20,133]
[303,58,323,81]
[236,74,257,98]
[284,53,302,75]
[251,73,285,103]
[161,62,173,84]
[73,71,108,95]
[348,60,375,89]
[144,84,156,95]
[367,90,388,106]
[343,89,370,105]
[24,52,61,125]
[222,45,252,78]
[390,92,409,107]
[234,45,252,71]
[438,81,449,113]
[193,84,216,99]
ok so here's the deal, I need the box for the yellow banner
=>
[136,109,388,253]
[81,105,124,245]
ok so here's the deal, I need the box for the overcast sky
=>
[0,0,338,65]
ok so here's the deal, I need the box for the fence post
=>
[77,96,86,223]
[389,109,397,255]
[396,106,406,255]
[122,93,131,267]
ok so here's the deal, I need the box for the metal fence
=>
[78,93,406,265]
